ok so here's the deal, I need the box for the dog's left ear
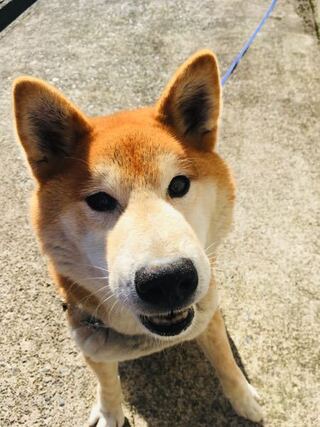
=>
[13,77,91,182]
[156,50,221,151]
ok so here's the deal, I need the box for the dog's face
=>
[13,51,235,342]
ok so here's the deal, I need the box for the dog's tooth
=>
[147,308,189,326]
[181,310,188,320]
[152,316,169,325]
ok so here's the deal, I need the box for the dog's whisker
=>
[89,265,110,273]
[83,295,115,319]
[108,300,120,321]
[65,279,85,299]
[76,286,114,306]
[102,293,117,304]
[92,290,117,320]
[74,263,110,274]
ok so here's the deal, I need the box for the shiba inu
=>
[13,50,263,426]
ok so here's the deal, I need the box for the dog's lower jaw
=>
[72,321,174,363]
[71,314,201,364]
[69,281,219,363]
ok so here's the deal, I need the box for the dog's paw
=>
[226,381,263,423]
[88,403,125,427]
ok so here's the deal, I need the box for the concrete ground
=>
[1,0,319,426]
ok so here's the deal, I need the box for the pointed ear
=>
[13,77,91,182]
[156,50,221,151]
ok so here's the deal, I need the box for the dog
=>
[13,50,263,426]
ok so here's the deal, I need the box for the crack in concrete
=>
[309,0,320,39]
[296,0,320,40]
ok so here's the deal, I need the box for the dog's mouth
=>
[140,307,194,337]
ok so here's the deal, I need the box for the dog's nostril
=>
[134,258,198,309]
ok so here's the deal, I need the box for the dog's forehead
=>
[87,121,186,186]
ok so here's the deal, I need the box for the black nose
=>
[135,258,198,310]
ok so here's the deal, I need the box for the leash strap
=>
[221,0,278,86]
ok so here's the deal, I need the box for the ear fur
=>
[13,77,91,181]
[156,50,221,151]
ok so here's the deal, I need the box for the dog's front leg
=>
[197,309,263,423]
[85,358,125,427]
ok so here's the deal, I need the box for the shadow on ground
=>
[120,334,262,427]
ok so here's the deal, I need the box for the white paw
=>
[227,381,263,423]
[88,403,125,427]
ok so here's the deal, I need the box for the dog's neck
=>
[51,272,173,361]
[64,298,175,363]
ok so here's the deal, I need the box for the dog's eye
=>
[85,192,118,212]
[168,175,190,198]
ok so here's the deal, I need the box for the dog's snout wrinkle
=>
[134,258,198,310]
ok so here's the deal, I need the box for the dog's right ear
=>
[156,50,221,151]
[13,77,91,182]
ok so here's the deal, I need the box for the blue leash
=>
[221,0,278,86]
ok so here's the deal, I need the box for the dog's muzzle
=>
[134,258,198,336]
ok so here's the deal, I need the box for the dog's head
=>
[13,51,235,341]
